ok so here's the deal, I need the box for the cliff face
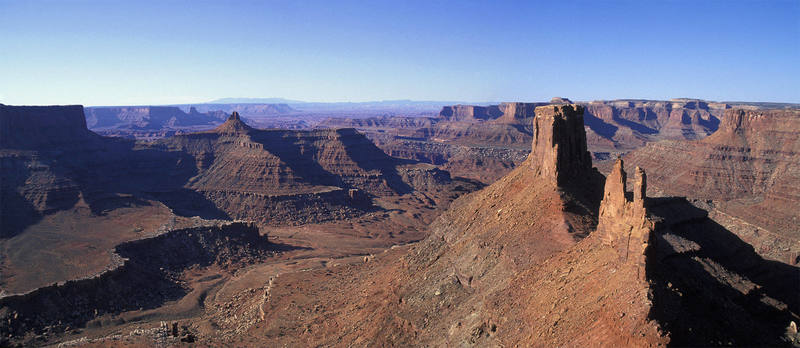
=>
[582,99,725,150]
[316,98,731,185]
[626,108,800,200]
[0,106,423,236]
[0,105,107,236]
[438,102,544,124]
[530,104,593,187]
[0,104,97,149]
[192,115,406,197]
[624,108,800,259]
[84,106,228,130]
[438,104,503,121]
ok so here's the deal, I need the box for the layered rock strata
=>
[84,106,228,130]
[581,99,727,150]
[624,108,800,262]
[237,100,667,347]
[530,104,593,186]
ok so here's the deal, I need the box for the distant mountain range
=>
[208,97,487,105]
[208,97,303,104]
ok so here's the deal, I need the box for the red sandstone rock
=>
[530,104,593,186]
[624,108,800,262]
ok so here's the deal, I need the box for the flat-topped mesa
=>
[438,104,503,121]
[550,97,573,104]
[529,104,592,187]
[213,111,252,134]
[0,104,94,149]
[713,108,800,138]
[597,158,652,279]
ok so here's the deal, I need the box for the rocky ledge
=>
[0,222,275,341]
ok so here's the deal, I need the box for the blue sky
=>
[1,0,798,105]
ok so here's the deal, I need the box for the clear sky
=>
[1,0,798,106]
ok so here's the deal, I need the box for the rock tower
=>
[529,104,592,187]
[597,158,653,280]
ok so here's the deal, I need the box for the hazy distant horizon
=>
[1,0,798,105]
[8,95,800,109]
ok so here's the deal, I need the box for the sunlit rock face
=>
[529,104,592,187]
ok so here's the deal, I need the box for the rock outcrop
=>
[0,222,274,340]
[84,106,228,130]
[438,104,502,122]
[0,105,426,235]
[316,98,737,185]
[0,104,98,149]
[529,104,593,186]
[0,105,109,237]
[581,99,726,150]
[597,159,654,279]
[624,108,800,262]
[149,117,413,222]
[237,98,667,347]
[212,111,252,134]
[233,99,798,347]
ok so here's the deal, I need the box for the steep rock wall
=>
[530,104,593,187]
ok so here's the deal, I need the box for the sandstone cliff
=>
[530,104,593,186]
[0,105,108,237]
[1,106,432,236]
[316,98,732,185]
[146,113,412,222]
[624,108,800,262]
[581,99,726,150]
[0,104,98,149]
[84,106,228,130]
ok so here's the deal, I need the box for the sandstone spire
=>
[214,111,252,134]
[529,104,592,187]
[597,158,653,280]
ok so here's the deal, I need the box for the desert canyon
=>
[0,97,798,347]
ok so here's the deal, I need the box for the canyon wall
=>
[0,104,96,149]
[85,106,228,130]
[624,108,800,261]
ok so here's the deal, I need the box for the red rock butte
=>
[530,104,592,187]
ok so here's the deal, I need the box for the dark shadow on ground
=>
[582,111,619,139]
[645,197,799,346]
[608,109,659,135]
[0,136,230,236]
[339,129,414,195]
